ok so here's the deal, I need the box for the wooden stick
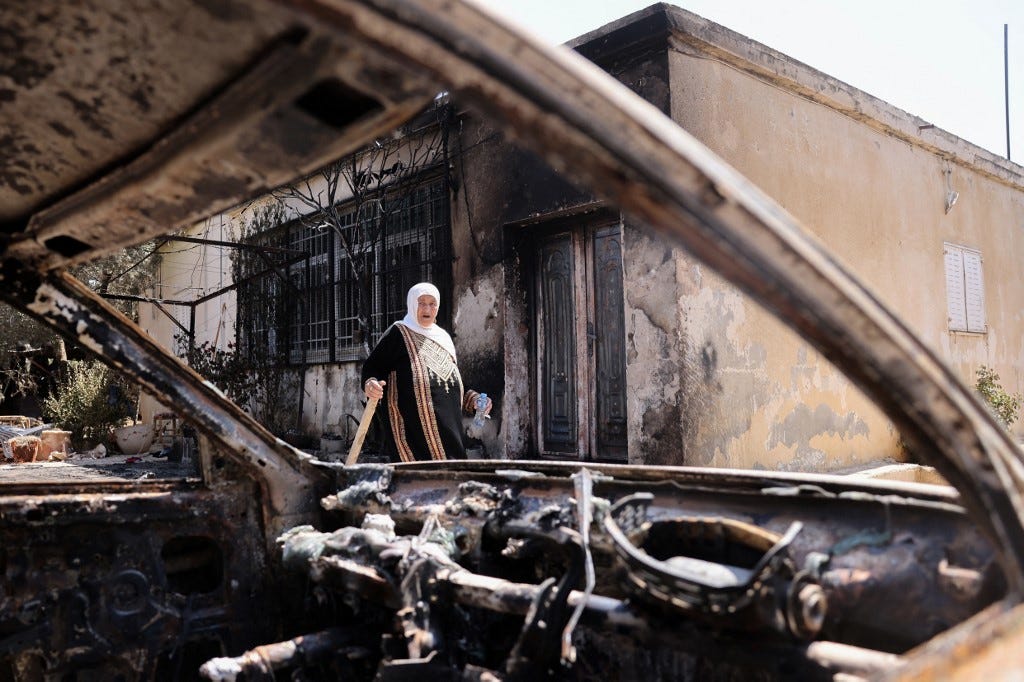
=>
[346,397,379,465]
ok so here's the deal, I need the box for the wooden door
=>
[536,221,627,461]
[592,224,628,459]
[539,235,578,452]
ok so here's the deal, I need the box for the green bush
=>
[175,335,299,436]
[976,365,1022,429]
[42,360,138,449]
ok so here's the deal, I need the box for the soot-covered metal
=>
[3,1,1024,680]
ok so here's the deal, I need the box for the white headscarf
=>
[399,282,457,359]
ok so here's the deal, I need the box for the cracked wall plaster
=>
[768,403,870,468]
[623,227,686,465]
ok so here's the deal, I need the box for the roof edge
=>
[568,3,1024,190]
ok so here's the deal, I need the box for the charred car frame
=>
[2,0,1024,679]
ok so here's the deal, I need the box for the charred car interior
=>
[3,0,1024,680]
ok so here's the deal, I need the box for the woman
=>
[362,282,492,461]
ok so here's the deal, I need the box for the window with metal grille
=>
[235,230,291,367]
[237,175,451,365]
[287,224,333,363]
[369,180,452,347]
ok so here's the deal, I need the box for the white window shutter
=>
[944,246,967,332]
[962,249,986,332]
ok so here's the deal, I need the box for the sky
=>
[473,0,1024,163]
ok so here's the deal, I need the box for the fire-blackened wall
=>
[448,112,600,458]
[448,8,679,462]
[449,3,1024,469]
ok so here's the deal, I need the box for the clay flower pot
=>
[8,436,42,463]
[114,424,155,455]
[39,430,72,459]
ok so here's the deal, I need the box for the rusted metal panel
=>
[1,1,439,271]
[0,0,295,226]
[0,482,283,679]
[593,223,628,459]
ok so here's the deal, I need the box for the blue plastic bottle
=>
[469,392,488,438]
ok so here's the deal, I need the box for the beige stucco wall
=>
[138,215,241,423]
[634,16,1024,471]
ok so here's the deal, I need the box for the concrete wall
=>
[628,7,1024,470]
[138,215,241,423]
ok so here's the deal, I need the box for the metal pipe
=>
[443,567,649,630]
[805,641,904,678]
[443,568,901,676]
[199,628,354,680]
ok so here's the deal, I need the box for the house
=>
[142,3,1024,471]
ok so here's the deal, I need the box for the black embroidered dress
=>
[361,323,468,462]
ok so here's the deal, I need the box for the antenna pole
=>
[1006,24,1011,160]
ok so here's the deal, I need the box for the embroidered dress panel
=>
[385,369,414,463]
[362,321,470,462]
[417,334,459,389]
[397,324,461,460]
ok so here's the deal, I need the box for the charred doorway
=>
[534,217,627,461]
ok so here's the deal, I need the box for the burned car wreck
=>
[2,0,1024,680]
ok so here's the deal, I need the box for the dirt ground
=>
[0,451,199,483]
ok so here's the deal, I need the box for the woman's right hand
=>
[364,377,386,400]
